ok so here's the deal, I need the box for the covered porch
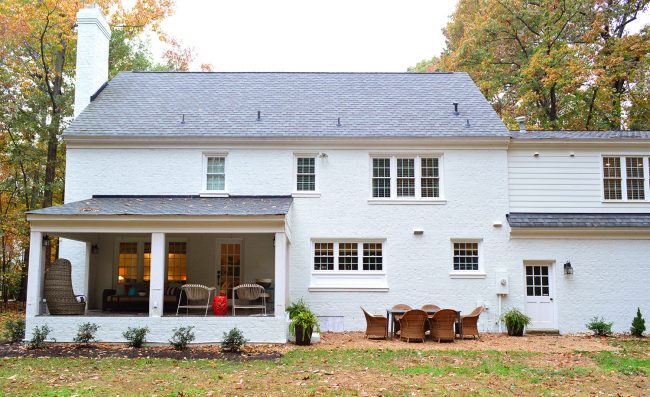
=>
[24,196,292,343]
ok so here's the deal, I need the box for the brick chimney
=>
[73,4,111,118]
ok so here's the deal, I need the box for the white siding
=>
[509,149,650,212]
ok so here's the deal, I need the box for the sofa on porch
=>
[102,283,185,312]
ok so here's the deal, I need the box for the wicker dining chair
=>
[176,284,216,316]
[421,304,441,334]
[43,258,86,315]
[361,307,387,339]
[429,309,458,342]
[398,309,428,342]
[391,304,412,338]
[460,306,485,339]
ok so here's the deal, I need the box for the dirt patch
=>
[310,331,619,353]
[0,342,284,361]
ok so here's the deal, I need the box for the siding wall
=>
[509,148,650,212]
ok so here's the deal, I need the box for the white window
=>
[370,155,443,201]
[293,154,320,197]
[296,157,316,191]
[202,154,227,195]
[313,241,383,272]
[449,239,485,278]
[602,156,650,201]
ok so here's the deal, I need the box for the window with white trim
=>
[453,241,479,271]
[313,241,383,272]
[205,156,226,191]
[371,155,441,199]
[603,156,650,201]
[296,156,316,191]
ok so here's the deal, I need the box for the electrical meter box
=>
[495,271,509,295]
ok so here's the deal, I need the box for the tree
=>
[409,0,650,130]
[0,0,176,302]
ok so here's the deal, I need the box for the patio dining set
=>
[361,304,485,342]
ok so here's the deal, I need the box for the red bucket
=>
[213,295,228,316]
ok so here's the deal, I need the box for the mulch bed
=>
[0,342,284,361]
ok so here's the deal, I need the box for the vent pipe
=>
[515,116,526,133]
[337,117,341,127]
[257,110,261,121]
[453,102,459,116]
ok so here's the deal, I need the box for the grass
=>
[0,344,648,396]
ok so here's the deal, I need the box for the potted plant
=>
[286,298,308,319]
[289,308,320,346]
[501,308,531,336]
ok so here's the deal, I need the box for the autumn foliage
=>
[410,0,650,131]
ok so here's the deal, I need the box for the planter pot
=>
[294,325,313,346]
[506,323,525,336]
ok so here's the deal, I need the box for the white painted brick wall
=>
[53,145,650,338]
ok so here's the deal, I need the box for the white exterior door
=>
[524,263,557,330]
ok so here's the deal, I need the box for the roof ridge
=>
[126,71,458,75]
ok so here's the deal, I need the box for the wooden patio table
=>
[386,309,462,340]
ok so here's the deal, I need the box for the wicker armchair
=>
[361,307,387,339]
[43,258,86,315]
[460,306,484,339]
[421,304,441,334]
[429,309,457,342]
[398,309,428,342]
[391,304,412,338]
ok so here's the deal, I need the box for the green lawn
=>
[1,341,649,396]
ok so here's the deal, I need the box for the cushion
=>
[115,285,125,296]
[165,286,177,296]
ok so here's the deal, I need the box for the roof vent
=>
[257,110,261,121]
[453,102,459,116]
[515,116,526,133]
[180,114,185,124]
[337,117,341,127]
[465,119,471,128]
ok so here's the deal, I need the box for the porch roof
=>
[507,212,650,228]
[27,195,293,216]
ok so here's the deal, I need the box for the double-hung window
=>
[313,241,383,272]
[293,154,319,196]
[203,154,227,195]
[449,239,485,278]
[120,240,187,285]
[603,156,649,201]
[371,155,442,200]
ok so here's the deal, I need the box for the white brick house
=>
[25,6,650,342]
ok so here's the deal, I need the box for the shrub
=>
[3,319,25,343]
[501,308,530,336]
[289,309,320,341]
[73,323,99,346]
[27,325,51,349]
[631,308,646,337]
[169,326,195,350]
[586,317,613,336]
[123,327,149,348]
[286,298,308,319]
[221,327,248,353]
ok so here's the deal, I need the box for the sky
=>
[148,0,459,72]
[146,0,650,73]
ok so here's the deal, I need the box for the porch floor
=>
[77,309,275,317]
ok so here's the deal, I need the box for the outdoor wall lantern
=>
[91,244,99,254]
[563,261,574,275]
[42,234,50,247]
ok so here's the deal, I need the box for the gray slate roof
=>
[65,72,509,138]
[27,196,292,216]
[511,130,650,140]
[507,213,650,228]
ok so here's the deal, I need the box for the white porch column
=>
[26,231,45,317]
[82,241,91,302]
[274,232,287,315]
[149,232,166,317]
